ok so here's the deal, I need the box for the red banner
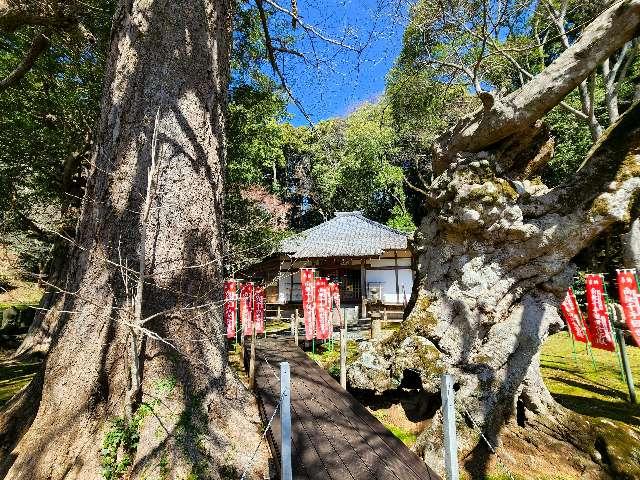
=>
[329,282,341,327]
[585,274,615,351]
[240,282,254,336]
[253,285,265,334]
[560,287,588,343]
[223,280,237,339]
[300,268,315,340]
[617,269,640,347]
[315,277,331,340]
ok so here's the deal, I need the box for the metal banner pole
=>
[607,301,626,383]
[569,330,578,366]
[616,328,637,403]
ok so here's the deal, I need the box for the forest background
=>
[3,0,634,285]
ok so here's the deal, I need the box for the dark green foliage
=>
[224,76,293,274]
[543,100,593,186]
[0,1,113,272]
[279,102,416,231]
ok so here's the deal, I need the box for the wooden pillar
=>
[360,259,367,319]
[394,251,400,304]
[289,270,293,303]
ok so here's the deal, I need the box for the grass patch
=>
[0,357,40,407]
[541,331,640,428]
[306,340,359,378]
[371,410,418,447]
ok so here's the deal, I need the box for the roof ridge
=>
[287,214,341,238]
[353,213,408,237]
[282,210,410,251]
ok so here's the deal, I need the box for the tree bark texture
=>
[1,1,266,478]
[349,103,640,478]
[622,217,640,269]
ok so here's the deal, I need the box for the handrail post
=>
[280,362,292,480]
[441,374,459,480]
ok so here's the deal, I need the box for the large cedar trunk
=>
[0,1,265,478]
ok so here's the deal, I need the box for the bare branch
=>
[255,0,314,126]
[541,0,602,139]
[403,176,429,197]
[456,18,589,122]
[261,0,361,52]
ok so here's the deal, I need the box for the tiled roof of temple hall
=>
[280,211,409,258]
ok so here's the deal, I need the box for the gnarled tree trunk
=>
[0,0,266,478]
[348,1,640,477]
[350,101,640,480]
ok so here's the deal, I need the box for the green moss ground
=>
[265,320,291,334]
[540,331,640,428]
[371,410,418,447]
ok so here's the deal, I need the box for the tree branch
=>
[261,0,361,53]
[403,176,429,197]
[255,0,314,126]
[0,1,75,32]
[432,0,640,173]
[525,100,640,222]
[0,31,49,92]
[456,18,590,123]
[541,0,603,139]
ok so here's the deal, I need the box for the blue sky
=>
[270,0,410,126]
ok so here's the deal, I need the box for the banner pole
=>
[604,287,618,378]
[235,284,239,348]
[586,341,598,372]
[574,292,596,371]
[569,330,578,365]
[613,328,626,383]
[603,276,626,383]
[616,328,637,403]
[233,282,240,348]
